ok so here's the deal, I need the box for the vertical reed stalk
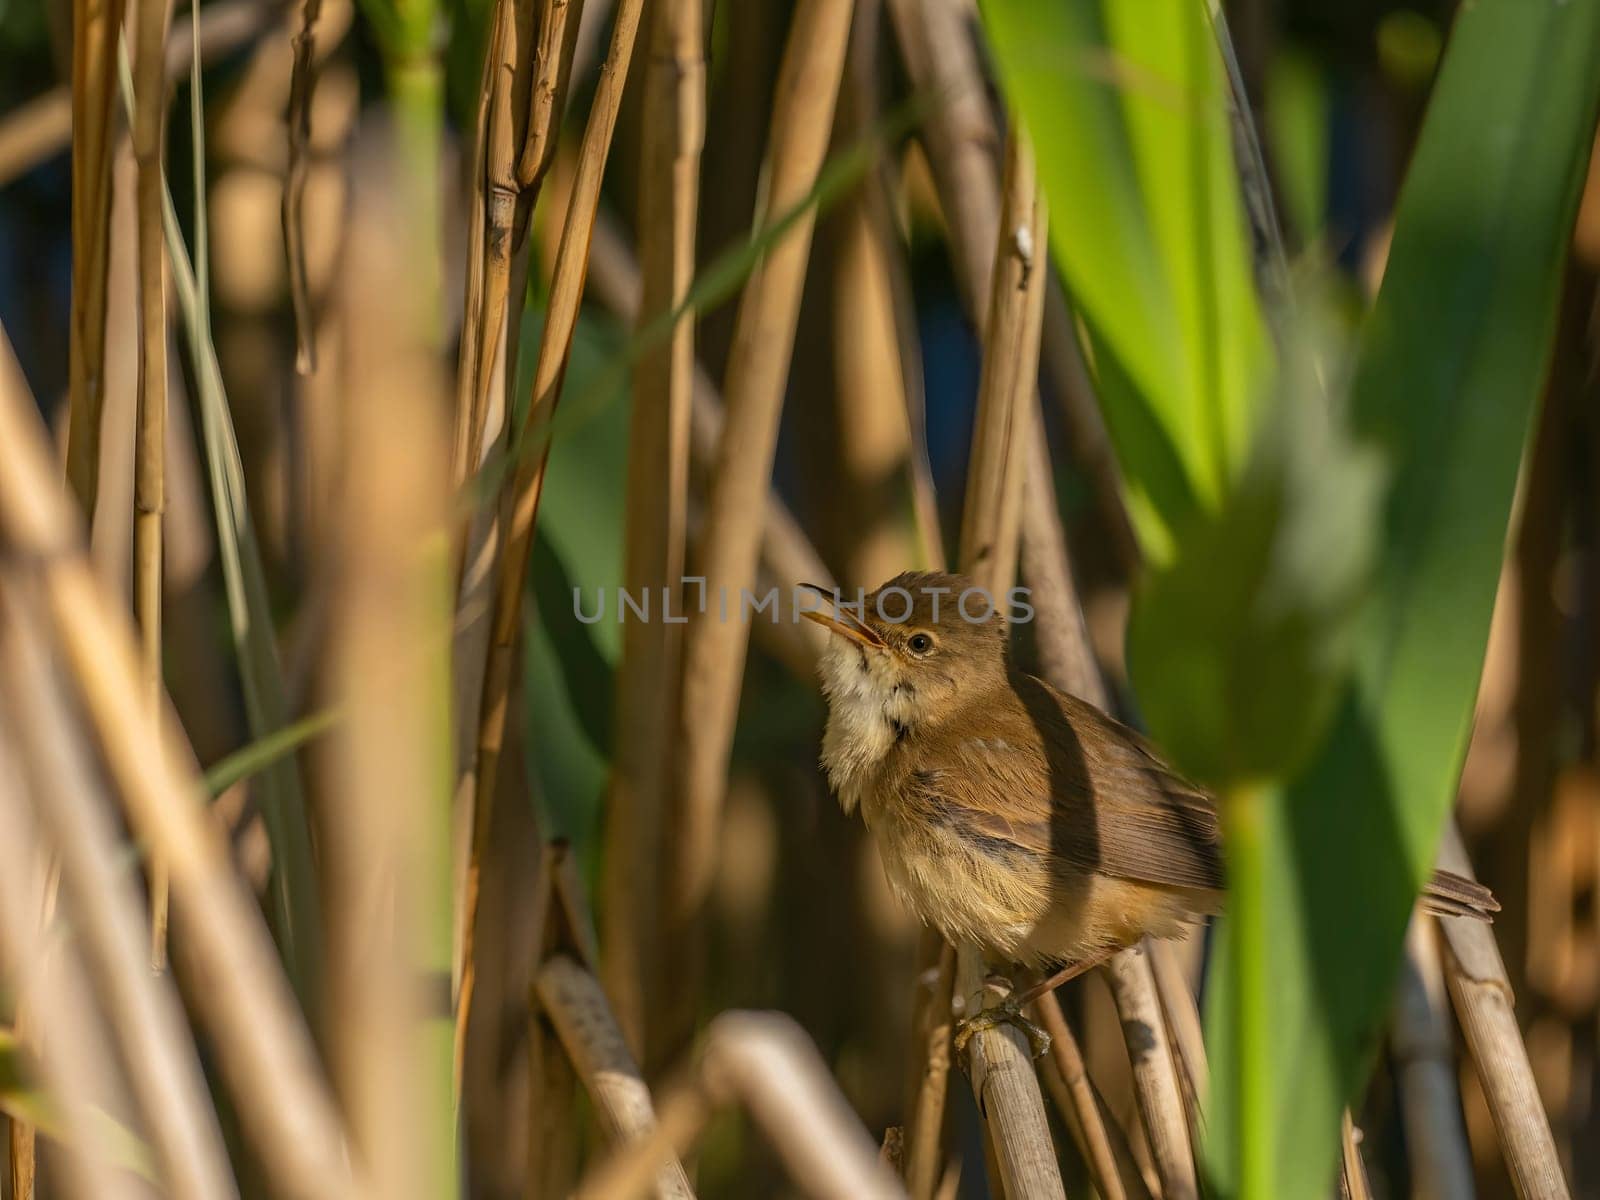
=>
[609,0,705,1067]
[669,0,855,1046]
[0,326,358,1200]
[461,0,647,1078]
[284,0,326,374]
[66,0,128,516]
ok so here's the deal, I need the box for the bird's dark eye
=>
[907,633,934,655]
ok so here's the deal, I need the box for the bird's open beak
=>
[798,583,886,650]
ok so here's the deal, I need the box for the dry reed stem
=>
[328,164,455,1200]
[527,840,600,1196]
[65,0,128,517]
[573,1011,906,1200]
[960,127,1042,595]
[1035,993,1154,1200]
[0,0,281,188]
[1437,824,1570,1199]
[459,0,645,1081]
[1339,1110,1373,1200]
[953,948,1066,1199]
[901,933,955,1200]
[607,0,705,1066]
[1391,915,1475,1200]
[1105,945,1199,1200]
[10,1107,34,1200]
[534,955,697,1199]
[0,328,357,1200]
[671,0,855,970]
[0,722,137,1200]
[130,0,174,975]
[0,588,237,1200]
[284,0,326,373]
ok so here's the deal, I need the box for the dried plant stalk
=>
[1035,992,1150,1200]
[283,0,326,373]
[325,142,457,1200]
[901,933,955,1200]
[65,0,128,516]
[1437,825,1570,1199]
[0,588,236,1200]
[671,0,855,998]
[0,718,137,1200]
[605,0,706,1066]
[573,1012,905,1200]
[1391,915,1475,1200]
[1339,1111,1373,1200]
[0,327,357,1200]
[459,0,646,1078]
[535,955,697,1199]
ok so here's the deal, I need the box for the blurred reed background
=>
[0,0,1599,1197]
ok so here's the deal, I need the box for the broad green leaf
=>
[1201,2,1600,1196]
[981,0,1270,561]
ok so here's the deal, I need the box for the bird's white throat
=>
[816,638,915,818]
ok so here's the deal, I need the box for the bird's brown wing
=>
[894,674,1224,892]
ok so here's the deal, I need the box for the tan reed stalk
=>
[888,0,1205,1173]
[958,127,1042,593]
[572,1012,906,1200]
[0,718,137,1200]
[940,120,1063,1200]
[457,0,645,1084]
[0,326,357,1200]
[0,588,236,1200]
[9,1105,34,1200]
[130,0,174,973]
[528,840,599,1197]
[535,955,697,1199]
[669,0,855,1027]
[885,0,1133,569]
[326,163,455,1200]
[1035,993,1154,1200]
[1391,915,1475,1200]
[0,0,280,189]
[65,0,127,517]
[1339,1110,1373,1200]
[1436,824,1570,1199]
[954,949,1066,1199]
[606,0,705,1067]
[283,0,326,373]
[902,933,956,1200]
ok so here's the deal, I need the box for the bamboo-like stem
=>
[65,0,128,517]
[607,0,706,1067]
[0,326,358,1200]
[901,933,955,1200]
[1105,944,1200,1200]
[534,955,697,1199]
[1436,824,1570,1200]
[0,588,237,1200]
[959,127,1042,595]
[0,718,138,1200]
[327,167,457,1200]
[9,1108,34,1200]
[283,0,326,373]
[1339,1110,1373,1200]
[1035,993,1154,1200]
[459,0,646,1080]
[1391,915,1475,1200]
[573,1012,906,1200]
[0,0,281,189]
[131,0,174,975]
[669,0,855,1028]
[954,949,1066,1199]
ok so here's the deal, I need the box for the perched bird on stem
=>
[802,571,1497,1045]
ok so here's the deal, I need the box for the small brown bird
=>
[803,570,1496,1026]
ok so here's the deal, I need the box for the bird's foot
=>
[953,994,1051,1059]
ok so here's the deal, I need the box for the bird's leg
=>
[953,973,1052,1059]
[1010,948,1118,1009]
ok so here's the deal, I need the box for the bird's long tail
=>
[1422,869,1499,922]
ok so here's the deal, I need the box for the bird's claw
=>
[953,997,1051,1060]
